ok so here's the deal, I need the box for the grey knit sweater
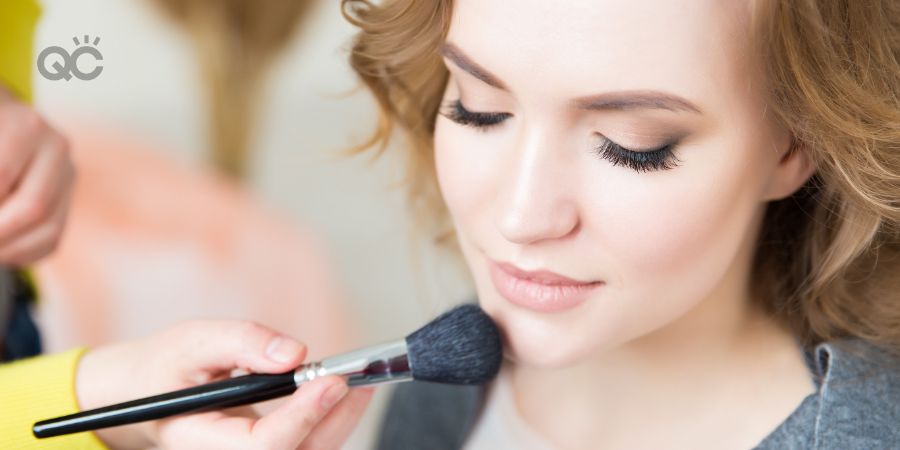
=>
[377,339,900,449]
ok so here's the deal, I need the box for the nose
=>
[494,131,580,245]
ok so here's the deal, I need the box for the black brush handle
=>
[33,371,297,438]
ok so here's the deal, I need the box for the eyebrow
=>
[440,41,703,115]
[573,91,702,114]
[441,42,507,90]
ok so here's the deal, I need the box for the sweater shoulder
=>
[812,339,900,447]
[376,380,485,450]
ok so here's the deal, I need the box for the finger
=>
[154,410,249,450]
[0,104,43,199]
[221,404,260,421]
[249,375,349,449]
[0,183,71,265]
[155,376,347,450]
[0,85,12,102]
[298,386,375,450]
[167,320,308,382]
[0,131,71,246]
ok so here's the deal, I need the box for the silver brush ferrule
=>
[292,339,412,387]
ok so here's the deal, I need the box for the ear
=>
[761,137,817,201]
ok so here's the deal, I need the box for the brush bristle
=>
[405,303,503,385]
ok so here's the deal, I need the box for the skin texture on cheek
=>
[595,160,765,338]
[433,87,508,234]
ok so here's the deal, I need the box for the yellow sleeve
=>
[0,4,105,447]
[0,0,42,102]
[0,348,109,449]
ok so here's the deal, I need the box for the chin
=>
[478,292,606,369]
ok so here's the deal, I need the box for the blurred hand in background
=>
[0,86,74,266]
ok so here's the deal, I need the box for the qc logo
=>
[37,35,104,81]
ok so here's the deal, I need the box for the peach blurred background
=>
[29,0,474,448]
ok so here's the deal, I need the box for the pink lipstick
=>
[488,260,603,313]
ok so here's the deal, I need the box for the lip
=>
[488,259,603,313]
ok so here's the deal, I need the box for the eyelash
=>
[594,138,681,173]
[440,99,511,130]
[440,98,682,172]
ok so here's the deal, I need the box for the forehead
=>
[446,0,756,107]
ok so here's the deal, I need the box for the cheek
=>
[588,139,767,326]
[433,122,466,217]
[600,183,735,279]
[433,119,501,223]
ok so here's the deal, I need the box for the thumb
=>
[249,375,349,448]
[165,320,307,380]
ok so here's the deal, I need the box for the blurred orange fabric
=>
[33,118,356,362]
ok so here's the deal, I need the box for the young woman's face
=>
[433,0,814,367]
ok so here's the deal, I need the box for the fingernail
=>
[320,382,349,410]
[265,336,303,363]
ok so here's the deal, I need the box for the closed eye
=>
[440,99,512,130]
[594,136,681,172]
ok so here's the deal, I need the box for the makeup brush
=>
[33,303,502,438]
